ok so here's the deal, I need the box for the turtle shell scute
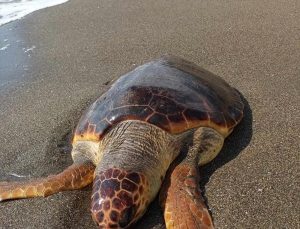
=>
[73,56,244,143]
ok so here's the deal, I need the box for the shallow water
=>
[0,0,69,26]
[0,24,29,90]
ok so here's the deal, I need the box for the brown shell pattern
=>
[73,56,243,143]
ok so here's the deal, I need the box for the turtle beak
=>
[91,168,148,228]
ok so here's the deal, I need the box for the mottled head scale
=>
[91,168,149,228]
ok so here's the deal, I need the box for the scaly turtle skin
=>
[0,56,243,228]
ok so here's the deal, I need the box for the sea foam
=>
[0,0,69,26]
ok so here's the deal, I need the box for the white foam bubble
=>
[23,45,35,53]
[0,43,9,50]
[0,0,69,26]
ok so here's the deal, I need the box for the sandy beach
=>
[0,0,299,228]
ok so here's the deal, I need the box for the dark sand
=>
[0,0,299,228]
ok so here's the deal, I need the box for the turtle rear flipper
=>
[0,161,95,201]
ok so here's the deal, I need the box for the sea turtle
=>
[0,56,244,228]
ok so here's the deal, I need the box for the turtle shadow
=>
[42,101,96,228]
[54,185,96,229]
[136,93,253,228]
[198,93,253,219]
[43,88,108,175]
[42,89,112,229]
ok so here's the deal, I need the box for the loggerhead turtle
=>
[0,56,244,228]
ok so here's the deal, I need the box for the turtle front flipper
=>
[160,161,214,229]
[160,127,224,229]
[0,161,95,201]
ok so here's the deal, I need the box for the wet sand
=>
[0,0,299,228]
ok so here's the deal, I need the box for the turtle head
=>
[91,168,150,228]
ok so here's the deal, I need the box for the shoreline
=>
[0,0,69,27]
[0,0,299,228]
[0,22,30,92]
